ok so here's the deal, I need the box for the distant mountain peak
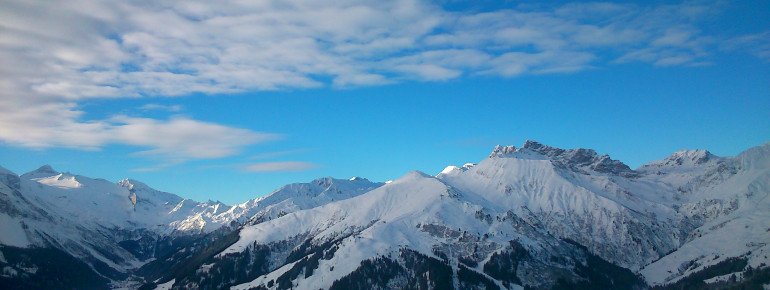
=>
[118,178,185,206]
[205,199,228,207]
[35,164,57,173]
[21,164,66,181]
[312,176,336,187]
[490,141,637,177]
[439,165,462,175]
[21,164,60,179]
[666,149,715,165]
[737,142,770,169]
[401,170,433,180]
[489,145,517,157]
[522,139,546,149]
[520,140,592,158]
[437,163,476,177]
[118,178,150,192]
[641,149,720,171]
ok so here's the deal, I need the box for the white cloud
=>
[111,116,278,159]
[0,0,762,161]
[0,100,278,161]
[139,103,183,112]
[0,0,735,102]
[245,162,317,173]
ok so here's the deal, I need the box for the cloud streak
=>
[0,101,279,160]
[723,31,770,62]
[140,103,183,112]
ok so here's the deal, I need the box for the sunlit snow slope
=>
[171,141,770,290]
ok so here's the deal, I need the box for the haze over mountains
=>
[1,141,768,289]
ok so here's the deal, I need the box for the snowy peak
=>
[521,139,554,151]
[34,173,82,189]
[117,179,188,212]
[248,176,382,207]
[401,170,433,180]
[306,176,380,192]
[520,141,623,172]
[118,178,183,204]
[436,163,475,177]
[34,164,57,174]
[19,164,84,189]
[119,178,164,197]
[489,145,517,157]
[649,149,716,167]
[205,199,227,206]
[736,142,770,170]
[224,175,385,227]
[200,200,229,215]
[117,178,136,190]
[489,141,636,177]
[117,178,154,192]
[21,164,60,179]
[439,165,463,175]
[637,149,725,178]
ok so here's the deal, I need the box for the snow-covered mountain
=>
[0,165,235,285]
[153,141,769,290]
[208,176,384,227]
[0,165,382,289]
[638,143,770,286]
[2,141,769,290]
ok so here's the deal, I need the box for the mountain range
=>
[1,141,768,289]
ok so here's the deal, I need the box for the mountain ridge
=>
[1,140,769,289]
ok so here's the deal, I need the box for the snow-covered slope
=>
[0,166,237,280]
[437,141,681,270]
[162,141,769,290]
[207,170,602,290]
[208,176,383,227]
[639,143,770,285]
[17,166,232,235]
[129,176,383,288]
[3,140,769,290]
[0,165,384,287]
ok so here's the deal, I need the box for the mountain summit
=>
[490,140,637,177]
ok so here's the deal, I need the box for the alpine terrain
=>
[1,141,768,289]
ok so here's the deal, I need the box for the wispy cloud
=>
[0,1,747,101]
[0,0,763,160]
[722,31,770,62]
[139,103,183,112]
[0,100,279,161]
[244,161,317,173]
[114,116,280,160]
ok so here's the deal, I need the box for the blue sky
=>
[0,0,768,204]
